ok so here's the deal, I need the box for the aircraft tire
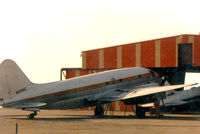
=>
[94,105,104,116]
[28,113,35,119]
[136,107,145,118]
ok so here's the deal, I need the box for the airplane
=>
[142,86,200,112]
[165,87,200,111]
[0,59,196,119]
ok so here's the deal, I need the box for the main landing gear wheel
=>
[28,111,37,119]
[94,105,104,117]
[135,105,145,118]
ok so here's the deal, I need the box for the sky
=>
[0,0,200,83]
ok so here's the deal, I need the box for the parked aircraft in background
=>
[0,60,196,119]
[165,87,200,111]
[142,86,200,112]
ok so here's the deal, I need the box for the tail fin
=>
[0,59,34,100]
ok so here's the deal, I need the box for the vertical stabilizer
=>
[0,59,34,100]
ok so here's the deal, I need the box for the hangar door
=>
[178,43,193,66]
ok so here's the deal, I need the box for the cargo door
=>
[178,43,193,66]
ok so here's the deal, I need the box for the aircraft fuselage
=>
[3,68,160,110]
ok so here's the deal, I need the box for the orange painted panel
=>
[181,35,189,43]
[122,44,136,67]
[120,102,125,111]
[120,102,133,111]
[90,106,95,110]
[80,108,89,110]
[64,69,112,79]
[160,37,177,67]
[83,34,200,69]
[95,70,104,73]
[141,41,155,67]
[194,36,200,66]
[111,102,116,111]
[80,70,89,76]
[104,47,117,68]
[86,50,99,69]
[103,102,116,111]
[66,70,76,79]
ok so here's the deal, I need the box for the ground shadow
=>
[0,115,28,117]
[4,114,200,121]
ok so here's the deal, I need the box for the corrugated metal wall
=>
[82,34,200,69]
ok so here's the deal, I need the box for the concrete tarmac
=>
[1,109,200,134]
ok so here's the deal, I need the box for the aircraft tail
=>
[0,59,35,100]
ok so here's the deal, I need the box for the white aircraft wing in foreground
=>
[96,84,197,104]
[0,59,196,119]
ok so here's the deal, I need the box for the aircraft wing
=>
[96,83,197,104]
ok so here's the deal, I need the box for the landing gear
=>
[94,105,104,117]
[28,111,37,119]
[135,105,145,118]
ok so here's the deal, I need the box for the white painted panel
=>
[184,72,200,90]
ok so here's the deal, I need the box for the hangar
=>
[60,34,200,111]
